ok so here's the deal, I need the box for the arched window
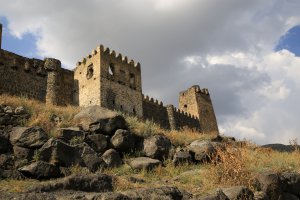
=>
[130,73,135,88]
[109,63,114,76]
[86,64,94,79]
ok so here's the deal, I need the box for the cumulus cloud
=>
[1,0,300,144]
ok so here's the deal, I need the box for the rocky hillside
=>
[0,95,300,200]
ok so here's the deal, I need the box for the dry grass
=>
[0,94,80,134]
[2,94,300,196]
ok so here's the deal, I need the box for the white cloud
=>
[1,0,300,144]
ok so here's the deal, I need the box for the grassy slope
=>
[0,94,300,195]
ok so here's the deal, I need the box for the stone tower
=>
[179,85,219,133]
[73,45,143,117]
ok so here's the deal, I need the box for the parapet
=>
[180,85,210,96]
[142,94,164,107]
[75,44,141,71]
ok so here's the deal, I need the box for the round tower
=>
[45,58,61,105]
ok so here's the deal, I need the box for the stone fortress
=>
[0,24,218,132]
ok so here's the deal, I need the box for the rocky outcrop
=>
[128,157,162,170]
[143,134,171,160]
[110,129,135,153]
[19,161,61,180]
[10,127,48,148]
[73,105,127,134]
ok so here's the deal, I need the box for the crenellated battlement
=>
[142,94,164,107]
[0,23,217,132]
[75,44,141,73]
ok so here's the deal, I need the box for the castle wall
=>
[0,50,48,101]
[99,46,143,117]
[167,105,200,130]
[142,96,170,129]
[0,50,74,105]
[73,50,101,107]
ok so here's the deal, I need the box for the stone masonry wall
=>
[142,95,170,129]
[166,105,200,130]
[99,45,143,117]
[0,50,48,101]
[0,50,74,105]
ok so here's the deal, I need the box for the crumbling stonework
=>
[0,23,218,132]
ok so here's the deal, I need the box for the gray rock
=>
[281,193,298,200]
[19,161,61,180]
[14,106,25,115]
[73,105,127,134]
[92,192,131,200]
[28,174,113,193]
[129,157,161,170]
[281,172,300,196]
[222,186,254,200]
[86,134,108,153]
[110,129,135,153]
[254,191,268,200]
[38,138,82,167]
[255,171,282,200]
[0,169,25,180]
[122,186,184,200]
[172,150,192,165]
[10,127,48,148]
[143,134,171,161]
[4,106,13,114]
[101,149,123,168]
[187,140,217,163]
[0,153,14,169]
[13,145,34,160]
[0,131,9,153]
[56,127,84,143]
[196,189,229,200]
[81,144,107,172]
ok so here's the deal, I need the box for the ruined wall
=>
[179,85,218,133]
[142,95,170,129]
[0,50,74,105]
[73,50,101,107]
[166,105,200,130]
[0,50,48,101]
[99,45,143,117]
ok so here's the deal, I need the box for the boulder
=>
[3,106,13,114]
[110,129,135,153]
[222,186,254,200]
[129,157,161,170]
[81,144,107,172]
[0,154,14,169]
[14,106,25,115]
[122,186,184,200]
[56,127,84,143]
[281,172,300,196]
[253,191,268,200]
[73,105,127,134]
[38,138,82,167]
[255,171,282,200]
[172,149,192,166]
[0,169,25,180]
[28,174,113,193]
[143,135,171,161]
[0,131,9,153]
[13,145,34,160]
[187,140,216,163]
[10,127,48,148]
[196,189,229,200]
[86,134,108,153]
[281,193,298,200]
[19,161,61,180]
[101,149,123,168]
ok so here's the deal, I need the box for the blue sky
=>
[276,25,300,56]
[1,0,300,145]
[1,17,39,58]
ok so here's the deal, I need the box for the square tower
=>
[179,85,219,133]
[73,45,143,117]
